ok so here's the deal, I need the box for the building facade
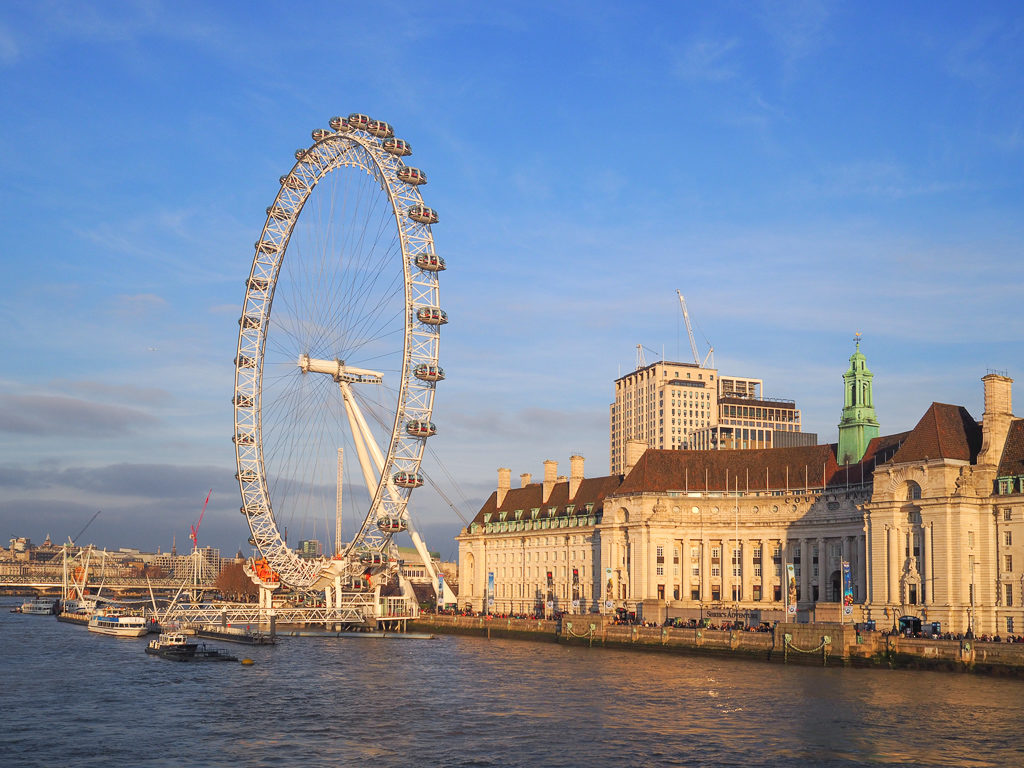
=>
[463,351,1022,635]
[609,361,805,473]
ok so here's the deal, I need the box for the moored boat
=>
[20,597,60,615]
[145,632,198,660]
[88,610,150,637]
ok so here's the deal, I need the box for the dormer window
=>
[514,509,523,520]
[499,511,508,521]
[531,508,540,519]
[483,513,492,523]
[566,504,575,515]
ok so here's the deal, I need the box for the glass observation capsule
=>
[376,516,408,533]
[366,119,394,139]
[392,471,424,489]
[407,204,438,224]
[311,128,331,141]
[347,113,372,130]
[396,166,427,185]
[416,307,448,325]
[383,138,412,156]
[406,420,437,437]
[414,253,445,271]
[414,364,445,382]
[329,116,352,132]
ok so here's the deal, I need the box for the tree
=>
[215,562,258,602]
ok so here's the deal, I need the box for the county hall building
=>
[456,343,1024,637]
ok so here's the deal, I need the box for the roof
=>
[469,474,624,525]
[997,419,1024,476]
[889,403,982,464]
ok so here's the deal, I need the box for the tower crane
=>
[676,290,714,368]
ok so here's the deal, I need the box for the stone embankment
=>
[409,614,1024,676]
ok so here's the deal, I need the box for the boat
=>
[145,632,199,660]
[145,634,238,662]
[20,597,60,615]
[57,598,98,625]
[88,610,151,637]
[195,625,277,645]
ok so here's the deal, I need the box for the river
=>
[1,604,1021,767]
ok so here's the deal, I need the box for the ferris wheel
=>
[232,113,446,591]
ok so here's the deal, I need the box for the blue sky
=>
[1,1,1022,559]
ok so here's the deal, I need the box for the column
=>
[778,536,787,605]
[816,536,826,602]
[743,538,756,602]
[923,523,933,606]
[800,539,810,602]
[888,526,900,605]
[701,535,710,603]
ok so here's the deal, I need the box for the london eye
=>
[232,113,446,595]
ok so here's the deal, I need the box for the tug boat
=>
[145,632,198,660]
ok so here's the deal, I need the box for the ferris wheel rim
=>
[232,117,443,589]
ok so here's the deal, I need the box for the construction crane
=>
[676,290,714,368]
[69,510,101,546]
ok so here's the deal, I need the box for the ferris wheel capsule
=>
[266,205,291,221]
[406,420,437,438]
[295,148,308,161]
[396,166,427,186]
[392,471,424,489]
[407,204,438,224]
[416,307,448,325]
[414,253,445,271]
[329,116,352,132]
[348,113,372,130]
[247,277,270,292]
[376,516,408,534]
[358,551,385,566]
[239,314,261,330]
[414,363,445,382]
[233,432,255,445]
[383,138,412,156]
[366,119,394,139]
[312,128,331,141]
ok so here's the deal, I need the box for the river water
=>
[1,604,1022,767]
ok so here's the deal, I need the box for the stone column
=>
[888,526,900,605]
[701,535,710,603]
[778,536,787,605]
[743,539,756,601]
[816,536,826,602]
[923,523,933,606]
[800,539,810,602]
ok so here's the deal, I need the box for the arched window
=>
[906,481,922,501]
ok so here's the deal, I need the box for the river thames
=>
[1,605,1022,767]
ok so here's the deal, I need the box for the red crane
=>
[190,490,212,549]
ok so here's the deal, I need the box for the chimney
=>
[979,373,1015,466]
[497,467,511,507]
[520,472,532,488]
[542,459,558,503]
[624,439,648,475]
[569,454,584,499]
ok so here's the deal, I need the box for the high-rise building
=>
[609,361,807,473]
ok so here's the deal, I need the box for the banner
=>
[437,573,446,607]
[842,560,853,616]
[786,563,797,615]
[487,571,495,611]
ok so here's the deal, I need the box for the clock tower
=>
[837,334,880,465]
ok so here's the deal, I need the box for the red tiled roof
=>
[469,474,624,525]
[889,403,981,464]
[997,419,1024,476]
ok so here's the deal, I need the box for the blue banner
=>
[842,561,853,616]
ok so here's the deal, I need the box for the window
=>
[656,546,664,563]
[1005,531,1013,546]
[656,566,664,576]
[753,585,762,601]
[1005,509,1013,521]
[691,565,700,576]
[1006,584,1013,607]
[1008,617,1015,634]
[968,531,975,548]
[711,565,720,577]
[754,564,762,577]
[1006,555,1013,573]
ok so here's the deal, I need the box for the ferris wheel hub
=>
[296,353,384,384]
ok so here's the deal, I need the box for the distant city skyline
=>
[1,2,1022,558]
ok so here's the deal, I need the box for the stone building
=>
[459,346,1023,635]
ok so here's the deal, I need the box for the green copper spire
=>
[837,333,880,465]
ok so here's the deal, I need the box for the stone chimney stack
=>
[979,373,1015,466]
[520,472,532,488]
[569,454,584,499]
[542,459,558,503]
[624,439,648,475]
[497,467,511,507]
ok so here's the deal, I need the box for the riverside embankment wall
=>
[409,615,1024,676]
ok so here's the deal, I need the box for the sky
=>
[1,1,1022,561]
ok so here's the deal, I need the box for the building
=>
[609,361,807,474]
[298,539,322,559]
[460,344,1022,636]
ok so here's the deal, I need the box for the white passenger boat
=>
[20,597,60,615]
[88,610,150,637]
